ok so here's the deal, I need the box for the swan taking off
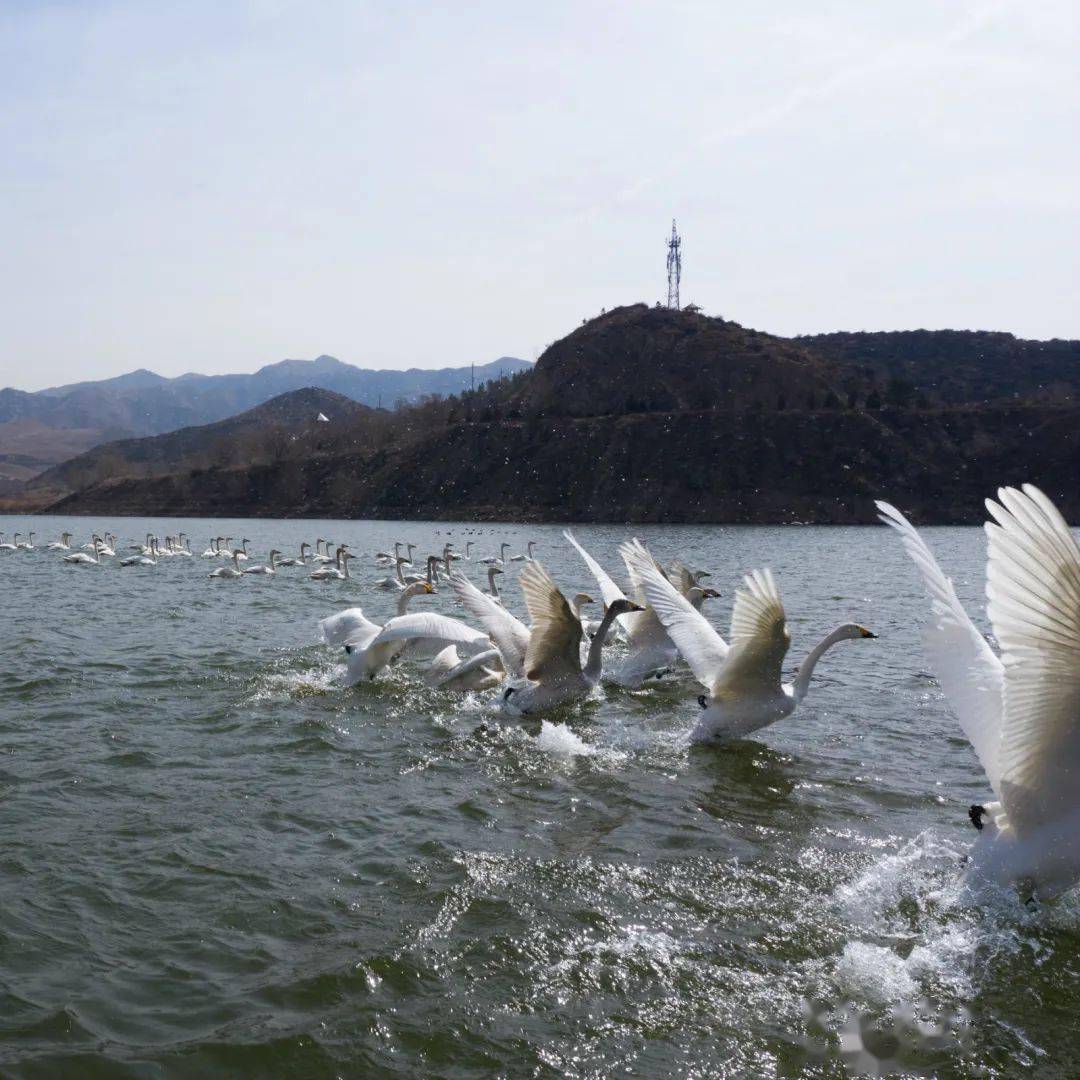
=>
[499,561,643,715]
[620,540,875,743]
[879,485,1080,904]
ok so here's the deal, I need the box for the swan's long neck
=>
[397,582,426,615]
[342,553,350,580]
[395,559,406,585]
[584,606,622,682]
[792,627,853,703]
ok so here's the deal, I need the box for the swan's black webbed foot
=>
[968,804,986,831]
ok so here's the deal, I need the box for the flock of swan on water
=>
[6,482,1080,907]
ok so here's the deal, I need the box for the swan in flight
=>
[879,486,1080,903]
[208,550,245,579]
[46,533,73,551]
[425,645,506,692]
[621,540,875,742]
[510,541,537,563]
[120,539,159,566]
[310,548,353,581]
[497,561,643,715]
[243,549,280,575]
[479,543,511,566]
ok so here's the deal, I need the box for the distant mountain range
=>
[0,354,530,486]
[27,305,1080,524]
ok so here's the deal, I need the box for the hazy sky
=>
[2,1,1077,391]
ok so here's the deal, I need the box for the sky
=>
[1,0,1078,391]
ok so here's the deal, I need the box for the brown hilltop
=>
[29,304,1080,524]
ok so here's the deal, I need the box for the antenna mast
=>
[666,219,681,310]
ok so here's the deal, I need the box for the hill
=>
[28,388,374,498]
[29,305,1080,524]
[0,354,531,481]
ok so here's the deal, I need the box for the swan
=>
[201,537,221,558]
[0,533,16,551]
[479,543,511,566]
[374,540,402,565]
[209,549,244,578]
[120,538,158,566]
[404,554,441,587]
[310,548,353,581]
[375,555,410,590]
[277,542,310,567]
[564,530,718,686]
[879,486,1080,904]
[233,538,251,562]
[243,549,280,575]
[425,645,506,692]
[320,583,481,683]
[451,570,531,680]
[63,541,103,565]
[96,536,116,557]
[46,532,73,551]
[510,541,538,563]
[174,534,193,557]
[621,540,875,742]
[496,561,643,715]
[485,565,504,602]
[17,532,36,550]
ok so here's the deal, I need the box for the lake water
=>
[2,515,1078,1077]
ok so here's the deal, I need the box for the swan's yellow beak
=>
[423,583,435,594]
[858,626,877,638]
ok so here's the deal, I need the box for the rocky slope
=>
[31,306,1080,524]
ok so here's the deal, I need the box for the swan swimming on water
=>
[243,549,280,575]
[310,547,353,581]
[208,550,244,579]
[620,539,875,743]
[879,485,1080,904]
[120,539,158,566]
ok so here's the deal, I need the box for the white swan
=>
[375,555,410,590]
[479,543,511,566]
[46,532,73,551]
[63,541,103,565]
[621,540,875,742]
[879,486,1080,903]
[0,533,16,550]
[277,543,310,567]
[120,538,158,566]
[208,550,244,579]
[17,532,36,550]
[451,570,532,680]
[243,549,280,575]
[564,531,711,687]
[310,547,353,581]
[498,561,643,715]
[201,537,221,558]
[320,584,483,683]
[425,645,506,691]
[510,541,537,563]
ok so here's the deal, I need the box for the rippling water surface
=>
[3,515,1079,1077]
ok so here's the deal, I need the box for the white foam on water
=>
[833,941,918,1003]
[535,721,596,757]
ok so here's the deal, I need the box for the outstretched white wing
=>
[369,612,489,649]
[451,571,530,678]
[985,484,1080,835]
[563,529,643,638]
[619,539,729,690]
[711,570,789,700]
[320,607,380,648]
[519,561,584,683]
[877,499,1004,797]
